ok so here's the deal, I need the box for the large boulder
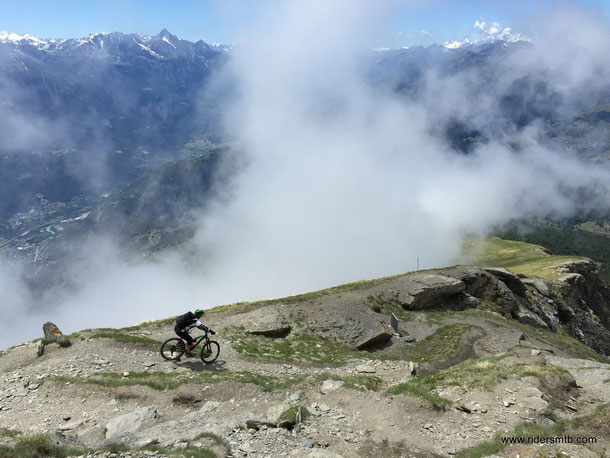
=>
[43,322,66,343]
[398,274,466,310]
[521,277,550,297]
[310,302,393,349]
[552,259,610,355]
[484,267,527,297]
[105,406,160,443]
[493,278,520,313]
[239,308,291,337]
[514,305,549,330]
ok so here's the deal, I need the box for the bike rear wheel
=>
[160,338,185,360]
[200,340,220,363]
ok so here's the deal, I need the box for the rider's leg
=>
[174,326,194,349]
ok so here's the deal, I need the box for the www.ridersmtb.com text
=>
[501,435,597,445]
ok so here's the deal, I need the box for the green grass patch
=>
[228,323,471,366]
[19,438,223,458]
[434,308,607,363]
[497,221,610,282]
[507,320,608,363]
[394,384,453,410]
[422,310,453,325]
[569,402,609,428]
[101,431,227,457]
[462,236,586,281]
[0,428,19,438]
[366,294,415,322]
[422,309,501,325]
[89,332,162,347]
[456,423,568,458]
[457,404,610,457]
[225,328,361,364]
[578,221,610,237]
[367,295,383,313]
[456,435,504,458]
[391,353,567,408]
[385,323,472,363]
[338,374,383,391]
[101,443,129,453]
[50,370,307,392]
[278,405,310,424]
[0,434,87,458]
[193,432,228,447]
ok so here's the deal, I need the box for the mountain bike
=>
[160,329,220,363]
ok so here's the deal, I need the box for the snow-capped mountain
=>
[0,28,228,58]
[0,30,59,49]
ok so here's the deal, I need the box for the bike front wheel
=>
[200,340,220,363]
[160,338,185,361]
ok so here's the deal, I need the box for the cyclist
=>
[175,308,212,354]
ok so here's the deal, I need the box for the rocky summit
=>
[1,253,610,457]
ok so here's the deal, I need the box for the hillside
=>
[1,242,609,457]
[495,220,610,282]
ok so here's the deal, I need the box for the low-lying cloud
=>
[474,20,528,42]
[190,0,610,292]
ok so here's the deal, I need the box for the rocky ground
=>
[1,264,609,457]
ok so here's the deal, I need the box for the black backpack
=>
[176,312,194,328]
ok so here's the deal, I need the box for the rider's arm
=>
[195,320,209,331]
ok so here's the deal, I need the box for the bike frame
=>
[187,331,211,349]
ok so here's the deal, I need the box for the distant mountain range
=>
[0,28,228,53]
[0,29,228,222]
[1,30,607,221]
[0,30,608,296]
[0,29,228,154]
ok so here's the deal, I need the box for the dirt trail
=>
[1,307,609,458]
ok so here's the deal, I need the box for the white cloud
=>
[444,19,530,49]
[474,20,529,42]
[189,0,610,307]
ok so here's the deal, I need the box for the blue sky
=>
[0,0,608,46]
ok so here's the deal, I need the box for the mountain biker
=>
[175,308,213,354]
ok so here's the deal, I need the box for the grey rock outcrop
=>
[104,406,160,443]
[292,263,610,355]
[396,274,466,310]
[240,308,291,337]
[522,277,550,297]
[43,322,65,343]
[311,302,393,349]
[551,260,610,355]
[514,305,549,329]
[484,267,527,297]
[321,380,344,393]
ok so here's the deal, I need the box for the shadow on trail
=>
[178,359,228,373]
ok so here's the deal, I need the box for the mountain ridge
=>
[0,29,229,56]
[1,250,609,457]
